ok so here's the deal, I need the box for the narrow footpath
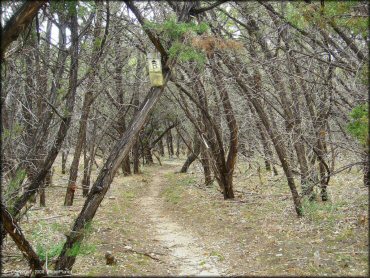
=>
[137,165,222,276]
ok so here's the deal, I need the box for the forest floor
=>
[1,157,368,276]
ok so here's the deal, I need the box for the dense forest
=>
[1,1,368,276]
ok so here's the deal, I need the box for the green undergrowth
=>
[31,220,97,262]
[157,160,367,276]
[301,199,342,224]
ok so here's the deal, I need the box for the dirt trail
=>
[138,165,223,276]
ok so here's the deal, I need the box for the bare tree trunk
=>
[121,157,131,175]
[39,169,52,207]
[210,56,238,199]
[82,113,98,197]
[133,139,140,174]
[144,145,154,164]
[166,128,174,158]
[61,150,69,174]
[180,134,200,173]
[64,92,93,205]
[200,147,213,186]
[1,1,46,58]
[132,51,142,174]
[82,140,89,197]
[364,152,370,187]
[158,138,165,156]
[65,2,104,206]
[175,132,180,158]
[1,203,45,274]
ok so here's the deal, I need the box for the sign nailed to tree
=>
[147,52,164,87]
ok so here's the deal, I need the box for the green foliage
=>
[4,169,26,203]
[210,250,225,261]
[77,2,95,18]
[2,122,24,141]
[128,57,137,67]
[347,104,368,146]
[301,199,340,223]
[66,241,97,257]
[359,64,369,86]
[144,18,209,67]
[50,1,77,16]
[36,241,64,261]
[323,2,368,37]
[56,87,68,103]
[65,221,96,257]
[285,2,368,37]
[162,185,182,204]
[122,191,136,201]
[168,42,206,65]
[286,3,309,30]
[93,37,103,50]
[144,18,209,40]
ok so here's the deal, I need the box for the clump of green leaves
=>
[285,2,368,38]
[168,42,206,65]
[286,3,309,30]
[36,241,64,261]
[2,122,24,141]
[144,18,209,40]
[64,221,96,257]
[66,241,97,257]
[322,2,368,37]
[210,250,225,261]
[347,104,368,146]
[144,18,209,67]
[4,169,26,205]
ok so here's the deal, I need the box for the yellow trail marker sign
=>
[147,53,164,87]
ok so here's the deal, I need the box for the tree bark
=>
[61,150,69,175]
[158,138,165,156]
[1,1,46,59]
[175,132,181,158]
[39,169,51,207]
[210,56,238,199]
[1,203,44,274]
[200,147,213,186]
[132,54,142,174]
[166,128,174,158]
[65,2,104,206]
[82,112,98,197]
[180,133,200,173]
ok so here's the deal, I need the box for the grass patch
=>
[36,241,64,261]
[178,176,196,187]
[162,185,183,204]
[336,227,355,241]
[301,199,341,224]
[51,222,68,234]
[210,250,225,261]
[122,191,136,201]
[161,172,190,204]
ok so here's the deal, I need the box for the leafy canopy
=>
[285,2,368,37]
[144,18,209,66]
[347,104,368,146]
